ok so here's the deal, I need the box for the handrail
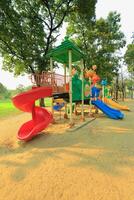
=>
[30,71,69,93]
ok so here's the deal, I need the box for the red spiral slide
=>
[12,87,53,141]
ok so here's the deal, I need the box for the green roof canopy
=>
[47,37,85,64]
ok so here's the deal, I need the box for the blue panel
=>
[53,103,64,111]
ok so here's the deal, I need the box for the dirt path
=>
[0,100,134,200]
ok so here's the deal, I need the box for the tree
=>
[67,11,126,83]
[0,83,11,99]
[0,0,97,105]
[124,44,134,73]
[0,0,73,106]
[124,33,134,98]
[0,0,74,77]
[16,84,25,93]
[125,78,134,99]
[0,0,98,75]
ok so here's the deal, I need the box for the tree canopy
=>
[0,0,75,75]
[0,82,11,99]
[124,33,134,73]
[0,0,97,76]
[67,11,126,83]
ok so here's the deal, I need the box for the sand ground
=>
[0,100,134,200]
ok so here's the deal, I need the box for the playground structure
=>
[30,71,69,94]
[30,36,86,124]
[104,97,130,111]
[12,37,130,141]
[82,68,124,119]
[12,87,53,141]
[101,79,130,111]
[12,37,86,141]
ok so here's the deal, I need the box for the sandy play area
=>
[0,100,134,200]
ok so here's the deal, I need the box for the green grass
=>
[0,99,21,119]
[0,98,52,119]
[36,98,52,107]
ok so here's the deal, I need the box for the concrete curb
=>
[67,118,96,132]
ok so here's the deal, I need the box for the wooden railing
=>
[30,71,69,93]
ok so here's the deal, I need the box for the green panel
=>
[104,87,109,97]
[84,79,91,99]
[72,75,91,102]
[72,74,82,101]
[47,37,85,64]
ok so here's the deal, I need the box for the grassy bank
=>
[0,98,52,119]
[0,99,21,119]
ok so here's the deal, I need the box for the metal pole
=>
[64,64,68,119]
[69,50,73,125]
[64,64,66,92]
[50,57,53,72]
[50,57,54,118]
[102,85,105,102]
[89,77,92,116]
[81,59,85,121]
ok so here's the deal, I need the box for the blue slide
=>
[92,99,124,119]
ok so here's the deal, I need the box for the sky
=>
[0,0,134,89]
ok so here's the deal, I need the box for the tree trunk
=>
[124,85,126,99]
[115,75,119,101]
[130,88,133,99]
[121,68,125,101]
[122,89,125,101]
[33,73,45,107]
[131,72,134,99]
[39,98,45,107]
